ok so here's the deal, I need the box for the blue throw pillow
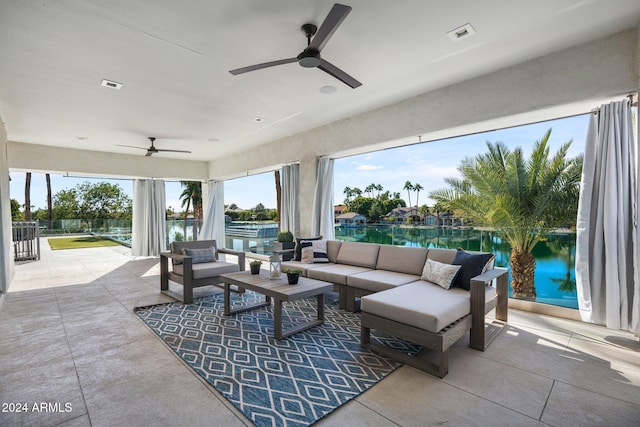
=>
[451,249,494,290]
[182,247,216,264]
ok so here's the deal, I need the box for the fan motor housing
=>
[297,49,321,68]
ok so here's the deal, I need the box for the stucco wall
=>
[209,28,640,236]
[0,117,14,292]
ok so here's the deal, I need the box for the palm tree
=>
[403,181,414,215]
[429,129,582,301]
[24,172,32,220]
[418,204,429,225]
[365,183,376,198]
[180,181,202,239]
[433,202,444,227]
[376,184,383,197]
[413,183,424,221]
[46,173,52,230]
[274,170,281,225]
[343,186,353,204]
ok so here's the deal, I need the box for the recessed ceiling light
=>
[101,79,123,90]
[253,117,265,123]
[447,23,475,41]
[77,136,88,140]
[320,85,337,94]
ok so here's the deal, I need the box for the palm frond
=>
[429,130,582,251]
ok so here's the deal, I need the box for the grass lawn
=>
[48,236,123,250]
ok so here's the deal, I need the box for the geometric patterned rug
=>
[135,291,412,427]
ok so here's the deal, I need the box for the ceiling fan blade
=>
[308,3,352,52]
[156,149,192,154]
[145,151,153,157]
[229,58,297,75]
[115,144,147,150]
[318,58,362,88]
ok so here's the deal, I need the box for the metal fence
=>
[12,221,40,261]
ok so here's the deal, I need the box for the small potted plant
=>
[273,230,295,261]
[249,260,262,274]
[283,267,302,285]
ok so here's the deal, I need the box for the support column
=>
[0,116,14,293]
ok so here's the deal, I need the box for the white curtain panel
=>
[200,180,225,244]
[312,157,335,240]
[281,163,300,237]
[131,179,167,257]
[576,99,639,332]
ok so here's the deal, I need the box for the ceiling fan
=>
[229,3,362,89]
[117,137,192,157]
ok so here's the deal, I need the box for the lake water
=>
[335,225,578,309]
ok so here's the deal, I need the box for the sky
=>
[9,114,590,212]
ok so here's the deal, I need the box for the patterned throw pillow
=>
[182,247,216,264]
[300,240,330,264]
[294,236,323,261]
[421,258,462,290]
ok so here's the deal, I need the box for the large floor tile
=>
[74,338,248,427]
[315,399,399,427]
[445,348,553,419]
[541,381,640,427]
[356,366,544,426]
[64,314,155,357]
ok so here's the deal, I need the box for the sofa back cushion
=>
[426,248,457,264]
[170,240,217,264]
[336,242,380,269]
[376,245,428,275]
[326,240,342,263]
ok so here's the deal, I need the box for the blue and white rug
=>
[135,292,410,427]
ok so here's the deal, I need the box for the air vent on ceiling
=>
[101,79,123,90]
[447,23,475,41]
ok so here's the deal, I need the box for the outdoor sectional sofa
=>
[282,240,508,377]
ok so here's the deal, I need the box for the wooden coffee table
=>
[220,271,334,340]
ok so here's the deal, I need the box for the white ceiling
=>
[1,0,639,161]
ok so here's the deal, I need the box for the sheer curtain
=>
[281,163,300,237]
[131,179,167,257]
[576,98,639,333]
[312,157,335,240]
[200,180,225,244]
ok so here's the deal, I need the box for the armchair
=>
[160,240,246,303]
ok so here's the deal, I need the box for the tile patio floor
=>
[1,238,639,426]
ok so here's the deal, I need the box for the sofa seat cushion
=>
[361,282,470,333]
[281,260,328,276]
[405,279,498,312]
[173,261,239,280]
[307,264,372,285]
[347,270,419,292]
[336,242,380,269]
[375,245,428,275]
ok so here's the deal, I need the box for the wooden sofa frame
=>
[361,268,509,378]
[160,241,246,304]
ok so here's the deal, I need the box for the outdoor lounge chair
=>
[160,240,246,303]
